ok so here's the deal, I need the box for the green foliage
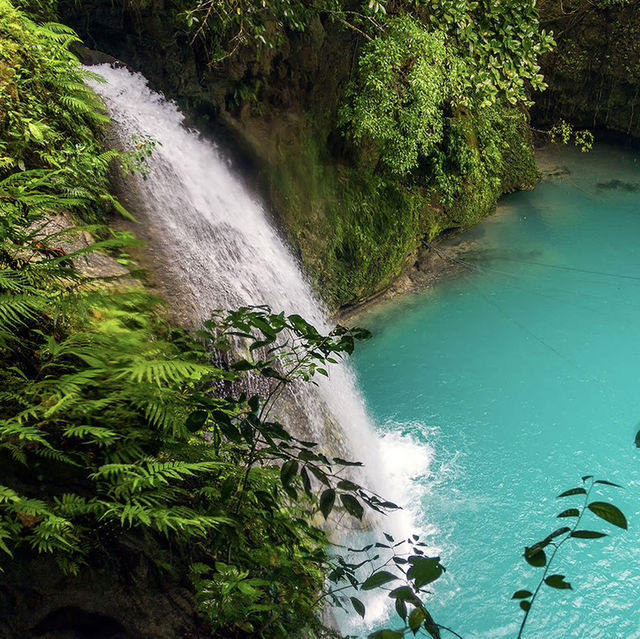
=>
[339,16,451,177]
[339,6,548,181]
[325,532,450,639]
[549,120,594,152]
[181,0,341,62]
[8,0,57,21]
[0,183,376,634]
[0,4,367,636]
[183,0,553,112]
[176,0,544,307]
[418,0,554,108]
[594,0,631,6]
[0,1,130,222]
[2,5,626,638]
[513,476,627,638]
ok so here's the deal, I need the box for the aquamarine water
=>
[352,144,640,638]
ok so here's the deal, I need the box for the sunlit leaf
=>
[409,607,426,634]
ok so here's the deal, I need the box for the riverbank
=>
[339,143,576,325]
[351,139,639,636]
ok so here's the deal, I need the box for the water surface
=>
[353,144,640,638]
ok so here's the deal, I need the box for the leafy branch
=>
[514,476,628,638]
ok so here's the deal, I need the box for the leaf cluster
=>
[513,476,628,638]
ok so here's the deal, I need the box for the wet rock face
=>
[59,2,539,310]
[30,608,128,638]
[0,541,206,639]
[534,0,640,137]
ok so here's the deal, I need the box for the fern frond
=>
[29,515,78,553]
[64,425,121,446]
[0,421,49,448]
[0,486,20,504]
[0,294,47,329]
[116,360,215,385]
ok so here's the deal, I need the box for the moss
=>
[266,102,538,308]
[58,0,539,310]
[444,104,539,227]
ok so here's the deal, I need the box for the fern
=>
[116,359,216,385]
[0,294,47,328]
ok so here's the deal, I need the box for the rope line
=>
[423,240,623,405]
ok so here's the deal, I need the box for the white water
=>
[87,66,429,551]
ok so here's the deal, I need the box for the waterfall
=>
[88,64,395,513]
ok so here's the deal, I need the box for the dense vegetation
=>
[535,0,640,138]
[177,0,550,305]
[0,3,330,636]
[1,1,634,638]
[54,0,545,308]
[0,4,464,637]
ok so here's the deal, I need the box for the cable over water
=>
[355,143,640,637]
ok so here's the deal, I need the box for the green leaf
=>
[571,530,608,539]
[544,574,572,590]
[337,479,360,492]
[340,494,364,520]
[333,457,363,467]
[524,546,546,567]
[280,460,298,487]
[594,480,623,488]
[512,590,532,599]
[307,465,330,485]
[185,410,208,432]
[587,502,628,530]
[361,570,398,591]
[557,487,587,498]
[409,607,426,634]
[319,489,335,519]
[27,121,44,143]
[351,596,365,618]
[395,596,407,621]
[520,600,531,612]
[557,508,580,518]
[407,555,445,588]
[541,527,571,544]
[300,467,312,496]
[423,607,441,639]
[389,586,419,603]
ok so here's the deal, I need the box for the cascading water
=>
[87,65,424,559]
